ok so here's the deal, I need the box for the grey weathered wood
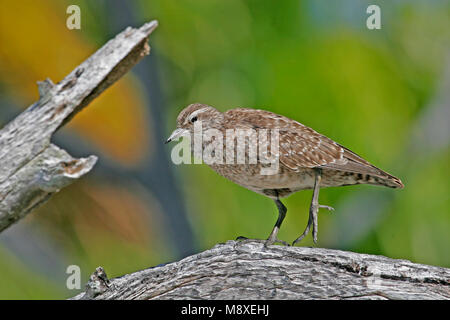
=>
[0,20,158,232]
[72,240,450,300]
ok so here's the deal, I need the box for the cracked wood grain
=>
[72,240,450,300]
[0,20,158,232]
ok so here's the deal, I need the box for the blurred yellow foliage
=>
[0,0,152,165]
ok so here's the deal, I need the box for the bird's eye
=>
[190,116,198,123]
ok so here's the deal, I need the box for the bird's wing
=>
[225,108,345,169]
[225,108,401,183]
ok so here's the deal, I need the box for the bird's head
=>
[165,103,223,143]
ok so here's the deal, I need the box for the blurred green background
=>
[0,0,448,299]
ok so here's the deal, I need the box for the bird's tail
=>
[370,173,404,189]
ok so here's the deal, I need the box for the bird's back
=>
[223,108,403,189]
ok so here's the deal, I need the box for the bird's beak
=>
[165,128,189,144]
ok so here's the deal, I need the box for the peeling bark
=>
[0,20,158,232]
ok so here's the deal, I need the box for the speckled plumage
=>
[167,103,404,245]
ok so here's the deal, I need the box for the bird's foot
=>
[236,236,289,247]
[265,237,290,247]
[292,220,312,246]
[292,203,333,246]
[265,226,290,247]
[235,236,263,243]
[319,204,334,212]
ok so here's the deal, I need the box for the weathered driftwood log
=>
[0,20,158,232]
[72,240,450,300]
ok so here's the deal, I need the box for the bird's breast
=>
[207,163,317,197]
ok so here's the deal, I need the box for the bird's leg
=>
[236,194,289,246]
[265,199,290,247]
[292,168,334,245]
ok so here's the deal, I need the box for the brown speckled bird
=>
[166,103,404,246]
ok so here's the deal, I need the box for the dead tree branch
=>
[72,240,450,300]
[0,20,158,232]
